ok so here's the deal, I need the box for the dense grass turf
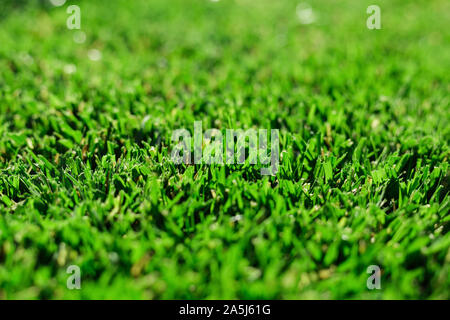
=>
[0,0,449,299]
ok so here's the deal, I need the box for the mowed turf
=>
[0,0,449,299]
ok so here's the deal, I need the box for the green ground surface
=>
[0,0,449,299]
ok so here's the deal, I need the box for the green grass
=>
[0,0,449,299]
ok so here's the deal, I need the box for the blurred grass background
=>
[0,0,449,299]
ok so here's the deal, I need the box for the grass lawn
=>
[0,0,448,299]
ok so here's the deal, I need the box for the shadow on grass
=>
[0,0,87,20]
